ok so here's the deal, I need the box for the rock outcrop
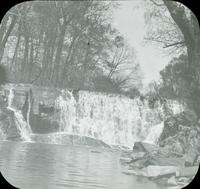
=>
[0,93,21,140]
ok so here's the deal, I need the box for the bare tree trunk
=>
[53,18,68,88]
[163,1,200,67]
[27,35,34,81]
[39,33,48,86]
[48,31,57,85]
[0,14,9,44]
[20,33,30,82]
[82,42,90,88]
[164,1,200,117]
[10,23,21,73]
[0,15,17,62]
[33,29,44,65]
[60,35,79,87]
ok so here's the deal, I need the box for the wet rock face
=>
[132,142,159,153]
[158,108,200,166]
[1,84,62,134]
[30,114,60,134]
[159,109,199,142]
[0,105,21,140]
[12,91,27,110]
[159,117,179,141]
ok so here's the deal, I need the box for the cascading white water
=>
[55,90,183,148]
[55,90,77,132]
[143,122,164,144]
[26,90,32,132]
[7,88,32,141]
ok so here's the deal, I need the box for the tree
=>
[159,54,189,99]
[145,0,200,118]
[0,1,142,95]
[0,11,18,62]
[0,65,7,85]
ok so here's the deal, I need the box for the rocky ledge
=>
[31,133,111,148]
[120,125,200,188]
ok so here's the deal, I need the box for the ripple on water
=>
[0,141,164,189]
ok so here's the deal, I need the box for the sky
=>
[112,0,172,86]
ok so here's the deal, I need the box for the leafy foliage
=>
[145,0,200,119]
[0,1,142,94]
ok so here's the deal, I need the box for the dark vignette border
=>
[0,0,199,189]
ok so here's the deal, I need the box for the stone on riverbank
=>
[133,142,159,153]
[122,165,198,181]
[177,166,199,177]
[122,138,199,188]
[184,147,199,167]
[146,157,185,167]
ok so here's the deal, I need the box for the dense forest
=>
[0,0,200,118]
[0,1,142,96]
[144,0,200,119]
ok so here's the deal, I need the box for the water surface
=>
[0,141,164,189]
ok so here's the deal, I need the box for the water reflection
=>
[0,141,163,189]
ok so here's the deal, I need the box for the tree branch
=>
[163,0,194,46]
[149,0,165,7]
[163,41,185,48]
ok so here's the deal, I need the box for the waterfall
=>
[54,90,183,148]
[143,122,164,144]
[55,90,77,132]
[26,89,33,132]
[7,88,32,141]
[1,84,183,147]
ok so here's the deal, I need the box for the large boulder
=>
[159,125,200,158]
[159,117,179,142]
[0,88,29,141]
[0,109,21,140]
[129,151,185,169]
[131,152,146,160]
[129,141,187,169]
[184,147,199,166]
[132,142,159,153]
[159,109,198,142]
[142,165,180,178]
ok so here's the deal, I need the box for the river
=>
[0,141,166,189]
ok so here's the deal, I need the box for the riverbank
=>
[120,124,200,188]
